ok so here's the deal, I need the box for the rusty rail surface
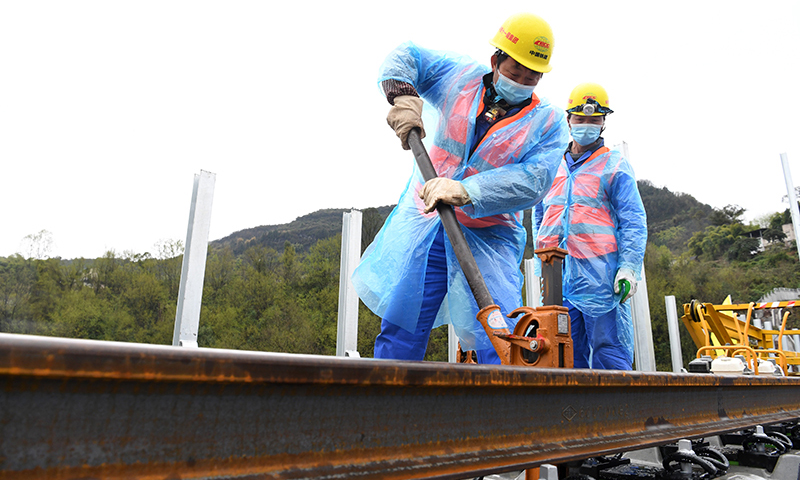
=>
[2,333,800,480]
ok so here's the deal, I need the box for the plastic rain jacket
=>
[351,42,569,351]
[534,145,647,353]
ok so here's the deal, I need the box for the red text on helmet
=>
[498,27,519,44]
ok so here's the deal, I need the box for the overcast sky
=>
[2,1,799,259]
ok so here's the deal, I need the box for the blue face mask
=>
[494,72,535,105]
[570,124,603,146]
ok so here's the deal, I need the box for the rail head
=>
[2,332,797,388]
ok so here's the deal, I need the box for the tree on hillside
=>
[709,204,745,226]
[688,223,756,260]
[762,209,791,244]
[636,180,714,253]
[20,230,54,260]
[152,239,184,298]
[299,235,345,355]
[0,255,36,332]
[361,207,386,254]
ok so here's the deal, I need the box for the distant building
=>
[758,287,800,303]
[783,223,796,244]
[743,224,796,252]
[743,228,767,252]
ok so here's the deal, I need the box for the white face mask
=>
[494,72,535,105]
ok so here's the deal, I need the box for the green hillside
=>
[212,206,396,255]
[638,180,715,252]
[213,180,717,261]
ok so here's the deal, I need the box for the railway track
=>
[1,332,800,479]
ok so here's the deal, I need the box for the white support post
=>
[665,295,684,373]
[173,170,216,348]
[631,266,657,371]
[780,153,800,261]
[619,141,657,372]
[523,258,542,307]
[336,210,362,357]
[448,324,458,363]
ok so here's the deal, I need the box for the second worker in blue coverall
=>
[535,82,647,370]
[352,13,569,363]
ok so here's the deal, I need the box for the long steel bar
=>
[407,128,494,310]
[2,333,800,480]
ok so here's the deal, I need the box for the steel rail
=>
[1,333,800,480]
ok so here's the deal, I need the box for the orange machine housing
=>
[461,247,573,367]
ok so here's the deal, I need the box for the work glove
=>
[387,95,425,150]
[614,268,637,303]
[419,178,471,214]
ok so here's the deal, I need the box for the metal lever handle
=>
[406,128,495,310]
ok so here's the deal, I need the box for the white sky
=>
[1,1,799,259]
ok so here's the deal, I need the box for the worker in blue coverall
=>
[351,13,569,363]
[535,83,647,370]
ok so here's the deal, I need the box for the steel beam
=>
[336,209,361,357]
[173,170,216,348]
[1,333,800,480]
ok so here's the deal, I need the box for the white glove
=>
[386,95,425,150]
[419,178,471,214]
[614,268,637,303]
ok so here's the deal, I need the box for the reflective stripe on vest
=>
[541,204,565,227]
[536,146,619,259]
[429,72,481,180]
[423,74,541,230]
[536,163,571,249]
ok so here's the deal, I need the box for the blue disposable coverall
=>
[534,140,647,369]
[351,42,569,360]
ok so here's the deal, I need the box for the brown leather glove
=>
[419,178,471,213]
[387,95,425,150]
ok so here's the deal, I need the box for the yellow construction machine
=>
[682,299,800,375]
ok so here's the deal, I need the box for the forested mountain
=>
[212,180,716,260]
[212,206,396,255]
[2,180,799,371]
[638,180,715,252]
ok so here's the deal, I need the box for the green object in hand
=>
[618,279,631,303]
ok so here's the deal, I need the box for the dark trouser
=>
[374,227,500,364]
[565,298,632,370]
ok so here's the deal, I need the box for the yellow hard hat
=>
[566,82,614,116]
[489,13,554,73]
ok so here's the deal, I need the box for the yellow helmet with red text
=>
[566,82,614,116]
[489,13,554,73]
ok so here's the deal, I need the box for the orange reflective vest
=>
[420,75,541,229]
[534,144,647,316]
[537,146,619,259]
